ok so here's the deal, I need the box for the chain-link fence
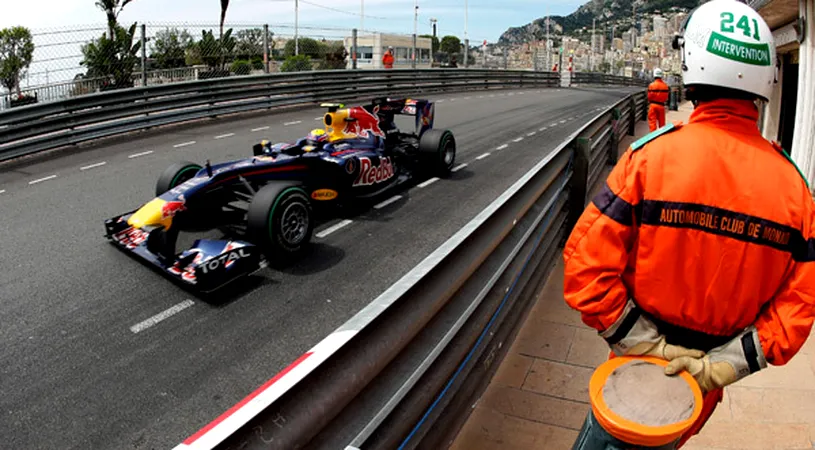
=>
[0,22,365,111]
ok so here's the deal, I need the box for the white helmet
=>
[653,68,663,78]
[674,0,776,101]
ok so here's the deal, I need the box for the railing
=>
[0,69,645,163]
[172,90,649,450]
[570,72,651,87]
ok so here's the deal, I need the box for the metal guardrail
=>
[172,89,649,450]
[0,69,653,163]
[0,69,565,162]
[570,72,651,87]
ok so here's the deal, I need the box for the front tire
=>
[156,161,203,196]
[418,129,456,176]
[247,183,314,256]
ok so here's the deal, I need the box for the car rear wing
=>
[369,98,435,137]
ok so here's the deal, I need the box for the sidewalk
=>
[449,102,815,450]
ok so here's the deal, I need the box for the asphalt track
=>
[0,86,637,449]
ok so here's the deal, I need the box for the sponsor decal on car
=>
[311,189,339,201]
[353,156,394,187]
[342,107,386,139]
[345,158,357,174]
[199,248,251,274]
[114,227,149,249]
[161,197,187,219]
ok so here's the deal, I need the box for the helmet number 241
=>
[720,12,760,41]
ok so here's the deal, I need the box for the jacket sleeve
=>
[755,191,815,366]
[563,147,646,332]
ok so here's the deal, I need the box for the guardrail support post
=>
[140,24,147,87]
[464,38,469,68]
[567,137,591,232]
[352,28,358,70]
[628,97,636,136]
[263,25,270,74]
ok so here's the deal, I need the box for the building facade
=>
[344,33,433,70]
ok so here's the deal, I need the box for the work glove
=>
[665,326,767,393]
[600,299,705,360]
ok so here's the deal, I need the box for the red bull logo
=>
[342,107,386,139]
[161,199,186,219]
[354,156,394,187]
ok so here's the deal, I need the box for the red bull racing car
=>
[104,97,456,293]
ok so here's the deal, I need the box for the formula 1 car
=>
[104,97,456,293]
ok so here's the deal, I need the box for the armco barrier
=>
[172,90,648,450]
[0,69,647,163]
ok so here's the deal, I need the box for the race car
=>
[104,97,456,293]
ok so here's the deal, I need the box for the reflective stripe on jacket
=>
[647,79,670,104]
[563,98,815,366]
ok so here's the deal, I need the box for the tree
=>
[284,37,325,59]
[150,28,193,69]
[318,42,347,70]
[234,28,263,60]
[80,23,141,90]
[280,54,312,72]
[189,29,235,69]
[95,0,135,38]
[440,35,461,55]
[419,34,439,55]
[0,27,35,96]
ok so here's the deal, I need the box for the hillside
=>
[498,0,700,45]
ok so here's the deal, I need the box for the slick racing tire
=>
[418,129,456,176]
[156,161,203,196]
[247,182,314,256]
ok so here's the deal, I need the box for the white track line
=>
[452,163,468,172]
[374,195,402,210]
[314,117,323,120]
[80,161,107,171]
[215,133,235,139]
[130,300,195,334]
[417,177,440,188]
[475,153,491,160]
[28,175,57,185]
[316,219,353,238]
[129,150,153,158]
[174,141,196,148]
[512,137,524,143]
[496,144,509,150]
[437,99,445,103]
[0,190,6,194]
[251,126,270,132]
[284,120,302,126]
[463,96,471,99]
[550,122,558,126]
[559,120,567,124]
[527,131,537,137]
[539,126,548,131]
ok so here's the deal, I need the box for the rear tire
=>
[156,161,203,196]
[418,129,456,176]
[247,182,313,256]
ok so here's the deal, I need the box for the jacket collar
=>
[688,99,761,135]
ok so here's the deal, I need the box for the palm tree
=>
[95,0,134,38]
[220,0,230,68]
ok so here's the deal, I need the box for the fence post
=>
[567,137,591,232]
[628,97,636,136]
[352,28,358,70]
[140,24,147,87]
[503,47,507,69]
[464,38,469,67]
[263,25,270,74]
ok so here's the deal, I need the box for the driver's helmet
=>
[305,128,328,148]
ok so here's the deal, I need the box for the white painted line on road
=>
[437,99,445,103]
[452,163,468,172]
[463,96,471,99]
[559,120,567,124]
[0,190,6,194]
[28,174,57,185]
[130,299,195,334]
[570,116,576,120]
[475,152,491,160]
[417,177,440,188]
[80,161,107,171]
[450,98,456,101]
[284,120,302,126]
[508,93,515,96]
[512,137,524,143]
[374,195,402,210]
[489,94,495,98]
[540,126,548,131]
[496,144,509,150]
[215,133,235,139]
[477,95,484,98]
[316,219,353,238]
[129,150,153,158]
[527,131,537,137]
[550,122,558,126]
[314,117,323,120]
[251,126,270,132]
[174,141,196,148]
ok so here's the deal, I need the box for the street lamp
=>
[413,0,418,69]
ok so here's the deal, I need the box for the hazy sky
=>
[2,0,587,43]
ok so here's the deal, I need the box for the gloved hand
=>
[600,299,704,360]
[665,326,767,393]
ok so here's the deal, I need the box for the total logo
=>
[199,248,251,274]
[353,156,395,187]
